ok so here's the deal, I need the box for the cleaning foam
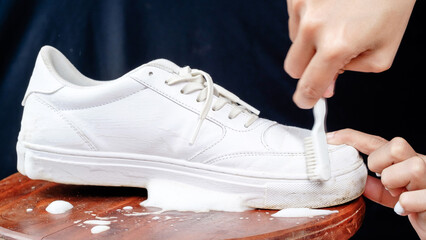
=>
[83,220,111,225]
[140,179,252,212]
[91,225,110,234]
[45,200,73,214]
[271,208,338,218]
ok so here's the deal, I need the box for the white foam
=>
[140,179,252,212]
[84,220,111,225]
[91,225,110,234]
[122,206,133,210]
[26,208,33,213]
[45,200,73,214]
[271,208,339,218]
[123,211,159,217]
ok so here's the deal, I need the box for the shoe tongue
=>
[147,59,181,74]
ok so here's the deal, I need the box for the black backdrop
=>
[0,0,424,238]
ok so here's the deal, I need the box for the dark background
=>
[0,0,424,238]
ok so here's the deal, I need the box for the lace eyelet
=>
[148,71,153,76]
[196,99,201,102]
[180,89,184,94]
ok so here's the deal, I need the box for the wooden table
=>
[0,173,365,240]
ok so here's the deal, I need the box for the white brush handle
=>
[312,98,331,180]
[313,98,326,133]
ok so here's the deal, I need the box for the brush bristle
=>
[304,137,319,180]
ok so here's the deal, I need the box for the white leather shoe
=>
[17,46,367,209]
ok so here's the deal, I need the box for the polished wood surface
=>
[0,173,365,240]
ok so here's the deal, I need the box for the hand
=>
[284,0,416,109]
[327,129,426,239]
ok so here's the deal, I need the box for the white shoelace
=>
[165,66,260,144]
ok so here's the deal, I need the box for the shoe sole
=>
[17,141,367,209]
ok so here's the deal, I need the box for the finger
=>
[381,155,426,192]
[408,212,426,239]
[368,137,418,174]
[322,77,337,98]
[286,0,293,17]
[394,200,409,216]
[326,128,388,155]
[288,16,298,42]
[343,47,393,73]
[286,0,305,42]
[363,175,399,208]
[284,35,316,79]
[287,0,298,42]
[399,190,426,213]
[387,187,405,198]
[293,48,347,109]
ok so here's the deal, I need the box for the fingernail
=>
[376,173,381,177]
[326,132,335,140]
[394,201,405,216]
[324,83,335,98]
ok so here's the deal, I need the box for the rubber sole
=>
[17,141,367,209]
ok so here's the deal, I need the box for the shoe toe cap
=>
[329,144,364,174]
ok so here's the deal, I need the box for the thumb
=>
[292,52,340,109]
[364,175,399,208]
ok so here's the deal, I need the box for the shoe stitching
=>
[204,152,305,165]
[188,126,227,161]
[33,95,97,151]
[261,122,280,150]
[204,145,348,165]
[188,121,268,161]
[144,62,177,74]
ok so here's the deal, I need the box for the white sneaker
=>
[17,46,367,209]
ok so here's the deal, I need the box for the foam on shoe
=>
[271,208,338,218]
[140,179,252,212]
[45,200,73,214]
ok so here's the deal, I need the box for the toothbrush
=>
[304,98,331,181]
